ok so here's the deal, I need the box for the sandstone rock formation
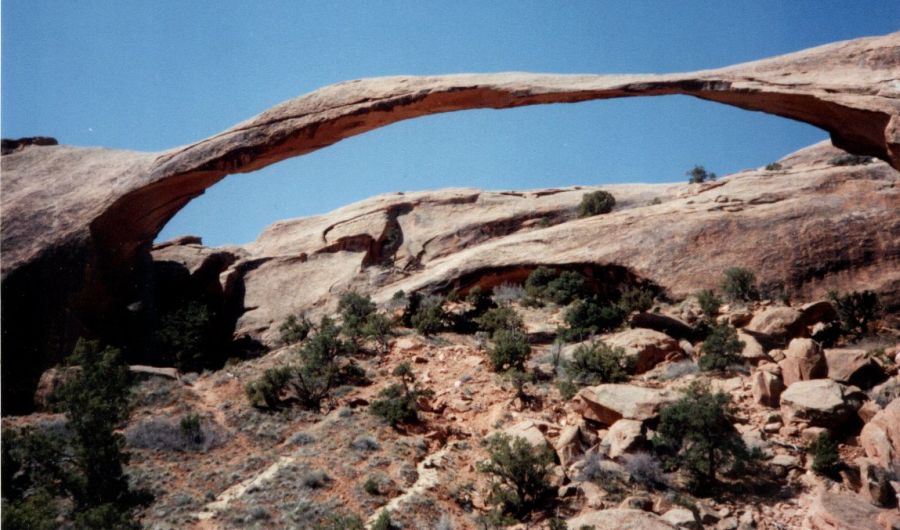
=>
[2,32,899,413]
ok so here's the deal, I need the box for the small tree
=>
[698,324,744,371]
[567,341,633,384]
[828,290,881,339]
[155,300,217,371]
[476,306,524,335]
[291,317,347,409]
[545,271,588,305]
[245,366,294,409]
[686,165,717,184]
[279,314,312,345]
[653,382,750,493]
[362,313,394,354]
[505,368,533,402]
[411,295,447,336]
[478,433,555,521]
[371,510,392,530]
[488,329,531,372]
[524,266,558,300]
[578,190,616,217]
[807,433,841,477]
[696,289,722,320]
[338,291,377,347]
[369,362,432,428]
[720,267,757,302]
[619,286,654,314]
[563,297,626,341]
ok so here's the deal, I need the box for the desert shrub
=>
[566,341,633,384]
[765,162,783,171]
[696,289,722,320]
[524,266,558,299]
[829,153,872,166]
[545,271,588,305]
[505,368,533,401]
[371,510,391,530]
[1,487,60,530]
[619,286,654,314]
[411,295,447,336]
[387,290,407,312]
[2,427,70,530]
[361,312,394,354]
[155,300,219,372]
[492,283,526,305]
[563,297,626,340]
[807,433,841,477]
[350,435,380,451]
[363,476,381,495]
[828,290,881,339]
[488,329,531,372]
[369,362,433,427]
[245,366,293,409]
[315,513,365,530]
[465,286,494,314]
[125,414,227,452]
[699,324,744,371]
[293,317,348,408]
[279,314,312,345]
[578,190,616,217]
[686,165,716,184]
[556,379,578,400]
[302,469,330,489]
[623,452,666,489]
[653,382,751,493]
[720,267,757,302]
[338,291,377,346]
[478,433,555,521]
[476,306,525,335]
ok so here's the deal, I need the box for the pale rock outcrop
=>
[603,419,645,459]
[737,331,768,364]
[661,508,701,529]
[780,379,864,428]
[751,364,785,407]
[503,420,549,449]
[567,508,676,529]
[573,384,675,426]
[860,398,900,468]
[603,328,683,373]
[806,490,899,530]
[825,348,886,389]
[778,338,827,387]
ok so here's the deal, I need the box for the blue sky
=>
[3,2,897,246]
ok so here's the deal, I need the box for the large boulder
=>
[825,349,887,389]
[503,420,549,449]
[745,307,805,343]
[567,508,676,529]
[807,490,899,530]
[603,419,645,459]
[603,328,683,374]
[573,384,675,426]
[780,379,865,428]
[778,338,827,387]
[860,398,900,468]
[629,312,696,341]
[751,364,785,407]
[737,330,769,364]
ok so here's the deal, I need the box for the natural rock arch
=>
[2,32,898,412]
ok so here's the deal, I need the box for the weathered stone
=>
[661,508,701,529]
[780,379,864,428]
[573,384,674,426]
[630,312,696,341]
[857,458,898,508]
[503,420,548,449]
[33,366,81,411]
[807,490,894,530]
[860,398,900,468]
[746,307,805,342]
[825,349,886,389]
[603,328,683,374]
[619,495,653,511]
[555,424,585,467]
[604,419,645,459]
[738,331,769,364]
[568,508,677,529]
[779,338,827,387]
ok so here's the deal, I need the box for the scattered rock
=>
[751,365,785,407]
[806,490,896,530]
[629,312,696,341]
[778,338,827,387]
[737,331,768,364]
[825,349,886,389]
[604,328,684,374]
[780,379,864,428]
[859,398,900,468]
[503,420,549,449]
[573,384,674,426]
[746,307,805,343]
[604,419,645,459]
[33,366,81,410]
[568,508,677,529]
[661,508,701,529]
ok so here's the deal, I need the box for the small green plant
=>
[279,314,312,345]
[807,432,841,477]
[361,312,394,354]
[411,295,447,336]
[524,266,558,299]
[578,190,616,217]
[556,379,578,400]
[563,297,626,341]
[545,271,589,305]
[488,329,531,372]
[154,299,218,372]
[315,513,366,530]
[466,286,493,313]
[566,341,633,384]
[363,476,380,495]
[478,433,555,521]
[764,162,783,171]
[371,510,392,530]
[179,413,203,445]
[721,267,757,302]
[505,368,533,402]
[696,289,722,320]
[828,290,881,339]
[653,382,751,493]
[476,306,524,335]
[698,324,744,371]
[245,366,293,409]
[828,153,872,166]
[369,362,433,427]
[338,291,377,346]
[618,286,654,314]
[686,165,717,184]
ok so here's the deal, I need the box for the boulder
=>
[503,420,548,449]
[555,424,586,467]
[33,366,81,411]
[860,398,900,468]
[604,328,683,374]
[573,384,675,426]
[807,490,897,530]
[825,349,886,389]
[737,331,769,364]
[799,300,839,327]
[778,338,827,387]
[567,508,676,529]
[629,312,696,341]
[857,458,898,508]
[868,376,900,408]
[751,368,785,407]
[729,308,754,328]
[745,307,805,342]
[661,508,701,529]
[780,379,864,428]
[603,419,645,459]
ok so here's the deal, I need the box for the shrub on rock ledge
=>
[578,190,616,217]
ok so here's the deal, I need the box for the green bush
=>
[765,162,783,171]
[699,324,744,371]
[563,297,626,341]
[686,165,717,184]
[653,382,750,493]
[363,476,380,496]
[829,153,872,166]
[338,291,377,346]
[371,510,391,530]
[411,295,447,336]
[293,317,347,409]
[505,368,533,402]
[179,413,203,445]
[488,329,531,372]
[619,286,654,314]
[245,366,293,409]
[828,290,881,339]
[369,362,432,427]
[720,267,757,302]
[524,266,558,299]
[315,513,366,530]
[567,341,633,384]
[279,314,313,345]
[154,300,218,372]
[476,306,524,335]
[466,286,493,313]
[556,379,578,400]
[545,271,588,305]
[696,289,722,320]
[361,313,394,354]
[807,433,840,477]
[478,433,555,521]
[578,190,616,217]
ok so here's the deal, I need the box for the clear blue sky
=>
[3,2,897,246]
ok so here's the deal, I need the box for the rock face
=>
[860,398,900,468]
[780,379,864,428]
[2,33,900,413]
